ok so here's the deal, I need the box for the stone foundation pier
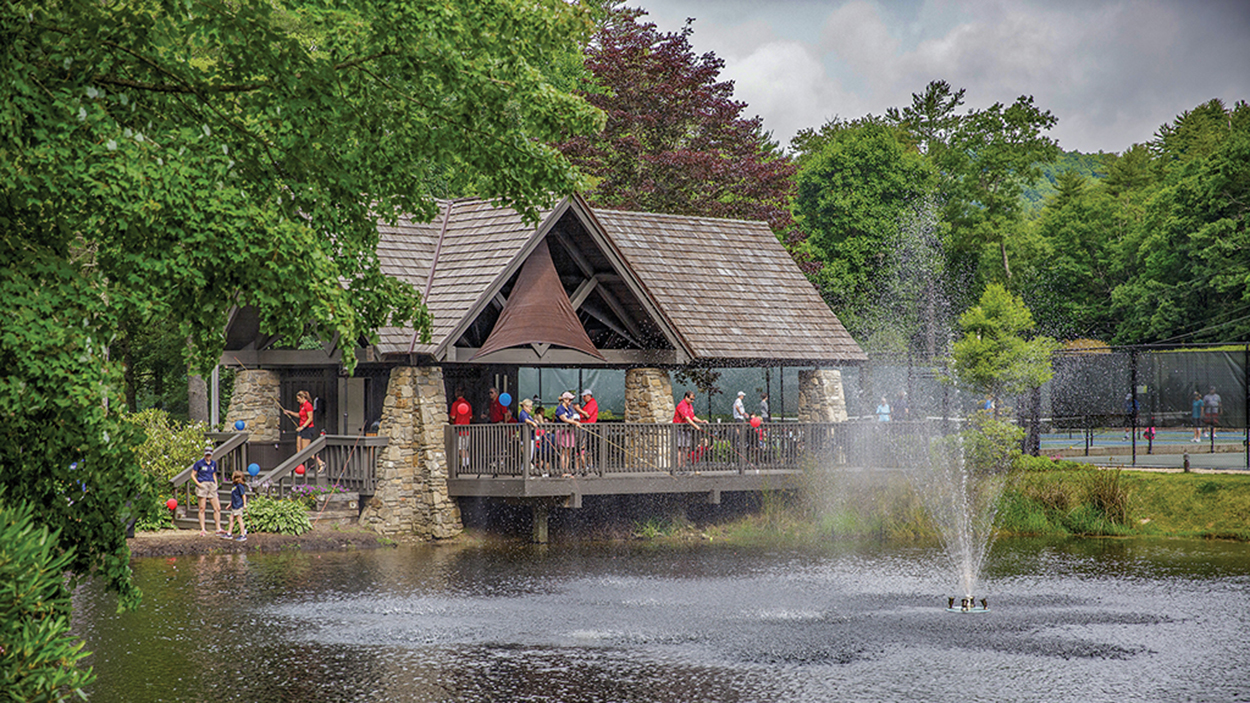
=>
[360,366,462,539]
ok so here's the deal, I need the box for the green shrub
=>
[246,496,312,535]
[0,497,94,700]
[126,409,209,532]
[127,409,209,482]
[133,494,175,532]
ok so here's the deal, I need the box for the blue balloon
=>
[499,392,512,406]
[234,420,246,431]
[248,463,260,476]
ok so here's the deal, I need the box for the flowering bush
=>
[287,484,346,507]
[127,409,209,531]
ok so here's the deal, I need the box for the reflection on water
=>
[73,539,1250,702]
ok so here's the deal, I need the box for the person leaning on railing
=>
[555,391,582,477]
[518,398,549,476]
[673,390,708,468]
[575,389,598,471]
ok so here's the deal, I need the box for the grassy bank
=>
[638,459,1250,546]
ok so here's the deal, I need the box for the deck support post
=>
[706,489,721,505]
[532,505,549,544]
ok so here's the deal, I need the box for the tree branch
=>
[93,75,269,94]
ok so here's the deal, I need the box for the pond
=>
[73,538,1250,702]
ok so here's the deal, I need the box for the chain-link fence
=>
[856,343,1249,468]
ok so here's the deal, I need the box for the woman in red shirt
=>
[282,390,323,471]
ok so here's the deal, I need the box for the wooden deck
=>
[445,421,930,503]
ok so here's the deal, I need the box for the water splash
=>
[911,430,1008,599]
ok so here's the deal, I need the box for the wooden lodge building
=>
[218,194,866,539]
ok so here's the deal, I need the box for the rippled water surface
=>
[73,538,1250,702]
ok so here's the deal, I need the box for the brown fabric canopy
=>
[472,239,604,360]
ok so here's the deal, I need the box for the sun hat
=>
[560,391,574,400]
[581,389,593,396]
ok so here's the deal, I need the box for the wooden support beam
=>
[552,229,596,278]
[447,346,680,365]
[580,301,644,349]
[569,275,599,310]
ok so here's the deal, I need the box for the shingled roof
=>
[372,196,865,365]
[591,209,866,364]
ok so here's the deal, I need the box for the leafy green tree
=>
[952,284,1058,405]
[887,81,1060,289]
[1,0,604,608]
[1102,144,1156,197]
[790,121,936,343]
[1022,172,1128,340]
[1111,100,1250,343]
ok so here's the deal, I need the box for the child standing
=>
[226,470,248,541]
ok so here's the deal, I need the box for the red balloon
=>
[166,498,178,511]
[295,464,306,476]
[749,416,762,428]
[456,402,469,416]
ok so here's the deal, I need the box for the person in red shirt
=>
[575,389,598,423]
[672,390,707,468]
[575,389,599,472]
[450,388,473,469]
[487,387,508,423]
[282,389,325,473]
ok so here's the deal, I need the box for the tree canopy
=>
[1016,99,1250,344]
[886,81,1060,289]
[554,6,795,231]
[952,284,1058,403]
[790,119,937,345]
[1,0,604,605]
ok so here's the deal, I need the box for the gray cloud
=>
[636,0,1250,153]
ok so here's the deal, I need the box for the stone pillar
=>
[360,366,462,539]
[623,368,676,470]
[798,369,849,423]
[224,369,281,441]
[624,368,675,423]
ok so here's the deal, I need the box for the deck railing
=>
[252,435,389,498]
[445,421,934,479]
[170,431,250,508]
[173,433,387,503]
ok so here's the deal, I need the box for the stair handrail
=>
[170,431,250,487]
[253,435,327,490]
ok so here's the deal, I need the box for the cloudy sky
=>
[633,0,1250,154]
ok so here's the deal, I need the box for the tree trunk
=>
[188,372,209,424]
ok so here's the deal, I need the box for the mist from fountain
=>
[862,195,1009,605]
